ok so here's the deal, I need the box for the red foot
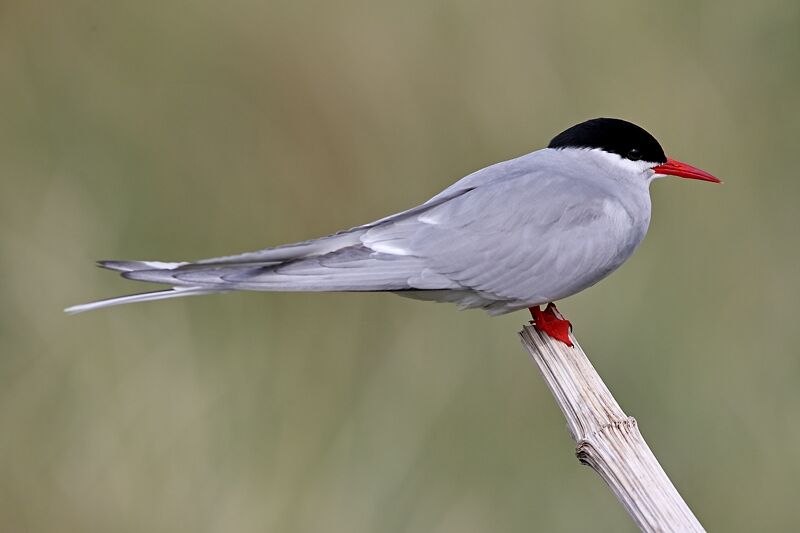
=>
[528,303,573,347]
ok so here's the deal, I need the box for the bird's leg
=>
[528,303,573,347]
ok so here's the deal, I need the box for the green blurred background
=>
[2,0,799,531]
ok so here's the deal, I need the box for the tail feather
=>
[64,286,225,314]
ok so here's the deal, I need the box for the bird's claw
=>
[528,303,573,347]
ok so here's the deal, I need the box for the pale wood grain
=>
[519,323,704,533]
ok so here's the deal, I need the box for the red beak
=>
[651,157,721,183]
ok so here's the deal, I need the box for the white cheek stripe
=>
[586,148,659,173]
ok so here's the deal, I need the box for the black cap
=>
[548,118,667,164]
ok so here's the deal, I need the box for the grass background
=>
[2,0,799,531]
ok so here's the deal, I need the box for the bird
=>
[66,118,720,346]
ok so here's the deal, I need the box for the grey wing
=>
[126,246,458,292]
[83,186,477,299]
[179,152,528,268]
[100,155,527,287]
[66,181,478,313]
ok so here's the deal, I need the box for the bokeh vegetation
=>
[2,1,799,531]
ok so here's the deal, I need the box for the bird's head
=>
[548,118,721,184]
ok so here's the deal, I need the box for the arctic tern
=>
[67,118,720,345]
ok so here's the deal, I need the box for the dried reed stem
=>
[519,322,705,532]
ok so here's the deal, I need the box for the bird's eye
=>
[627,148,642,161]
